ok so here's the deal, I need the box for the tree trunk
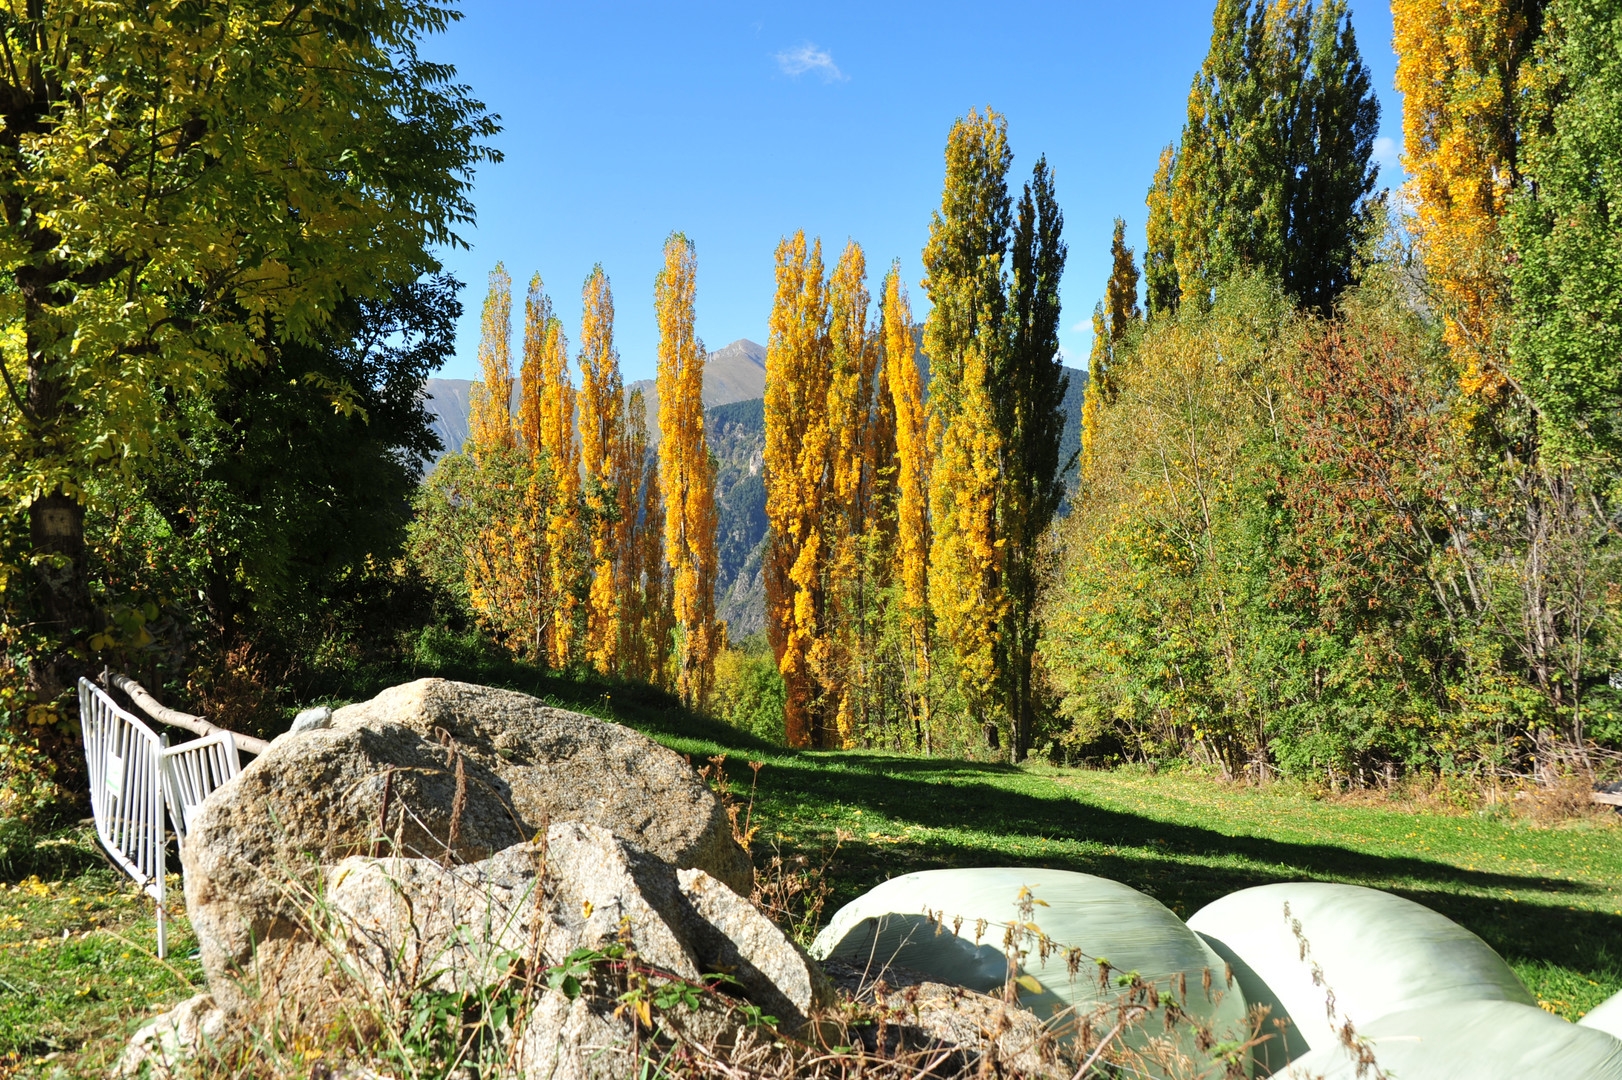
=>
[27,488,89,698]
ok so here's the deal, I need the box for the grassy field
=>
[4,645,1619,1076]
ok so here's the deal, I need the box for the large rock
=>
[114,994,226,1079]
[328,823,701,1002]
[182,679,751,1012]
[326,823,831,1036]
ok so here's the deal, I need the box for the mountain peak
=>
[708,339,766,371]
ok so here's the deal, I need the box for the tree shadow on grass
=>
[743,753,1622,982]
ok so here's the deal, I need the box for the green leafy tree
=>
[117,275,460,654]
[1155,0,1379,314]
[999,157,1069,760]
[1144,146,1182,318]
[1509,0,1622,471]
[922,109,1013,751]
[922,109,1070,759]
[0,0,497,699]
[1287,0,1382,310]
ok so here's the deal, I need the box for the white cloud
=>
[775,42,846,82]
[1373,135,1402,176]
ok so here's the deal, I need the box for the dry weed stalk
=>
[1284,900,1387,1080]
[911,889,1266,1080]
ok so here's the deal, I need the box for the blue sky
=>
[426,0,1405,385]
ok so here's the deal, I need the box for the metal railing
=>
[160,730,242,840]
[77,675,253,958]
[79,678,173,956]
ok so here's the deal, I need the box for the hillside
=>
[707,363,1088,637]
[707,398,769,638]
[626,338,767,446]
[11,652,1611,1078]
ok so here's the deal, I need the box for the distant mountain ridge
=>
[420,338,766,460]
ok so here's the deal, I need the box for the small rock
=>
[114,994,226,1079]
[823,958,1069,1078]
[513,989,642,1080]
[676,866,835,1032]
[290,706,334,733]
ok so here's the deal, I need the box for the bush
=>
[713,636,786,744]
[0,816,35,878]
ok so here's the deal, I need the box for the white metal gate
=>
[79,676,248,959]
[78,677,171,957]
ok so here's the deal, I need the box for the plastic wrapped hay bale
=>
[1583,988,1622,1041]
[1279,999,1622,1079]
[1187,882,1533,1073]
[810,868,1250,1073]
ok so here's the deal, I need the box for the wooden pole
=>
[103,672,270,756]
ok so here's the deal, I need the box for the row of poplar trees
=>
[414,237,722,709]
[1049,0,1622,781]
[762,109,1068,758]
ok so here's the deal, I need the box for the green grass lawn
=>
[5,644,1618,1076]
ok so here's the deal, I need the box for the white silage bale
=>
[811,867,1251,1073]
[1188,881,1533,1073]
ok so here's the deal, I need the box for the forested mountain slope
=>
[710,363,1087,637]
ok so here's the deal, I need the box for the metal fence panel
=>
[78,677,169,958]
[160,731,241,840]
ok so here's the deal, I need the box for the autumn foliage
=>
[1394,0,1544,395]
[657,234,723,708]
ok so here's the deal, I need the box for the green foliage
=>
[713,635,788,744]
[1047,215,1622,780]
[93,275,459,657]
[1509,0,1622,472]
[999,158,1071,759]
[1155,0,1380,314]
[0,816,35,878]
[1045,276,1304,775]
[0,0,497,698]
[3,663,1619,1074]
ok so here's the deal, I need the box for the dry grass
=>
[1521,767,1617,828]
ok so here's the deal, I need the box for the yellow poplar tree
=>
[764,231,831,748]
[883,267,935,749]
[637,434,676,688]
[656,233,722,708]
[1393,0,1544,395]
[535,297,585,668]
[922,109,1011,744]
[1081,219,1142,474]
[518,275,549,454]
[511,275,557,659]
[823,240,880,746]
[927,342,1006,738]
[578,264,626,674]
[469,264,515,456]
[617,389,653,680]
[464,265,550,657]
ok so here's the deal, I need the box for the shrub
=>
[712,636,786,744]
